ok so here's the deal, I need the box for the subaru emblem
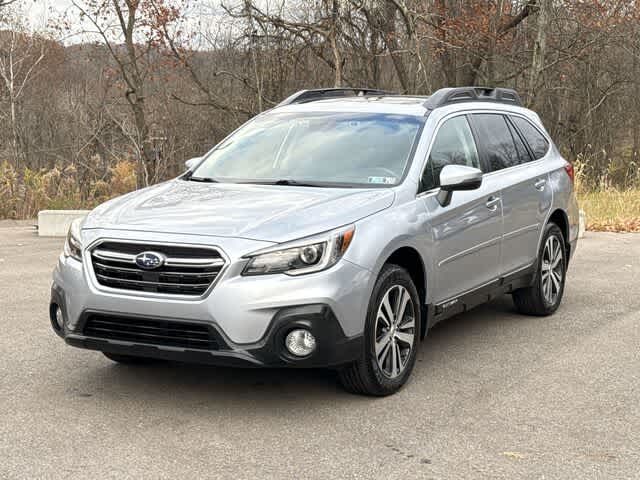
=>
[135,251,166,270]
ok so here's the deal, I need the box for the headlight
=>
[243,225,355,276]
[63,218,83,262]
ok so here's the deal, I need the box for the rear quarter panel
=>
[548,150,580,249]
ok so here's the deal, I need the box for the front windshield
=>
[191,112,425,187]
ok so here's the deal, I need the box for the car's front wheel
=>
[513,222,567,316]
[338,264,420,396]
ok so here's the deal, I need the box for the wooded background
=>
[1,0,639,219]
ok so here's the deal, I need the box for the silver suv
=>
[50,87,579,396]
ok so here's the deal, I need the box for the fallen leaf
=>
[502,452,525,459]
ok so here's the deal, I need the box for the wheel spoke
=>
[376,331,393,357]
[395,288,410,326]
[378,340,392,367]
[390,341,398,377]
[398,316,415,331]
[381,294,395,325]
[396,342,404,369]
[395,331,414,345]
[552,238,562,268]
[550,269,560,292]
[377,310,391,328]
[544,275,552,301]
[545,238,552,261]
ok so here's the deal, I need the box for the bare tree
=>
[527,0,550,107]
[228,0,346,87]
[0,29,45,167]
[70,0,180,186]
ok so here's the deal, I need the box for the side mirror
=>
[185,157,201,171]
[436,165,483,207]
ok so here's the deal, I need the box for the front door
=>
[419,114,503,304]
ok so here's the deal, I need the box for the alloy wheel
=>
[374,285,416,379]
[541,234,564,305]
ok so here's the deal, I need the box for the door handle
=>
[486,196,501,212]
[534,179,547,191]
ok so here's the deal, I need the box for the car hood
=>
[84,180,395,243]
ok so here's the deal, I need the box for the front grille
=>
[90,241,225,296]
[83,314,220,350]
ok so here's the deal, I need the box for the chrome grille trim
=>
[93,248,225,267]
[95,274,212,289]
[88,240,227,298]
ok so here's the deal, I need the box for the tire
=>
[513,222,566,316]
[338,264,421,396]
[102,352,159,364]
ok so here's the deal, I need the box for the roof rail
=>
[423,87,523,110]
[277,88,395,107]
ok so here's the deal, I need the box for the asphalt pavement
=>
[0,220,638,479]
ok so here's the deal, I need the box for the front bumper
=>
[50,239,371,367]
[51,291,362,367]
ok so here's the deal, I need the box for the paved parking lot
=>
[0,221,638,479]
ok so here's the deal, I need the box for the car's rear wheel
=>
[513,222,566,316]
[102,352,159,364]
[338,264,420,396]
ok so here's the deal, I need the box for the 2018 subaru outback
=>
[50,87,579,396]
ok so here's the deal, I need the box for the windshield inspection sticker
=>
[368,176,396,184]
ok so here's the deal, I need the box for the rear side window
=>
[506,119,532,164]
[510,116,550,159]
[422,115,480,191]
[472,114,522,171]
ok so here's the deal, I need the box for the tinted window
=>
[511,116,549,159]
[507,119,532,163]
[193,112,424,187]
[422,116,480,191]
[472,114,520,171]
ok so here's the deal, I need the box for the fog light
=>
[285,329,316,357]
[53,305,65,330]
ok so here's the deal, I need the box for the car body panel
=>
[490,159,553,275]
[83,180,395,244]
[55,238,372,344]
[420,174,503,303]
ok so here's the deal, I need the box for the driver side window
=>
[421,116,480,191]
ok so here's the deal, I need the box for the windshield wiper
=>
[270,179,329,187]
[186,176,219,183]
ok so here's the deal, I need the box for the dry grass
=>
[0,159,136,219]
[573,155,640,232]
[577,189,640,232]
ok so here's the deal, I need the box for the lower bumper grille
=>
[83,314,220,350]
[90,241,225,296]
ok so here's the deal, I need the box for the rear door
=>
[470,113,552,276]
[419,114,503,304]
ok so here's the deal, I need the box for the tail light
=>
[564,163,575,183]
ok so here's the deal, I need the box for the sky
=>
[19,0,234,43]
[25,0,72,30]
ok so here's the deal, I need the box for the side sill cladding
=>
[427,265,535,328]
